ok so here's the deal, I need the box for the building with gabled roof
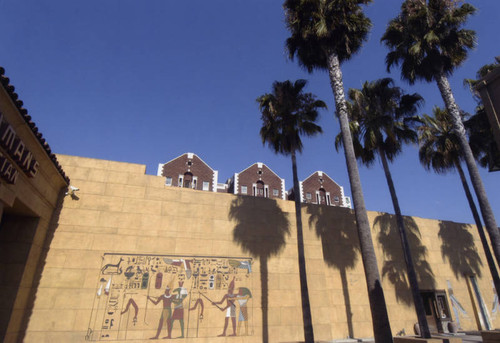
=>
[227,162,286,200]
[157,152,218,192]
[3,65,498,342]
[288,170,351,208]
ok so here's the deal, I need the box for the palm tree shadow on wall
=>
[307,205,359,338]
[438,221,482,280]
[375,213,435,306]
[229,196,290,343]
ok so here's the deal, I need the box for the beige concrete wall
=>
[19,154,499,342]
[0,85,69,342]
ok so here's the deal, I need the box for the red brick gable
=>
[160,153,216,191]
[234,163,284,199]
[290,171,344,206]
[302,171,343,206]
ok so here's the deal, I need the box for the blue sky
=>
[0,0,498,225]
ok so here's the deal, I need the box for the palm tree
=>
[382,0,500,287]
[465,106,500,171]
[464,58,500,172]
[335,78,431,338]
[257,79,325,343]
[418,107,500,302]
[283,1,394,341]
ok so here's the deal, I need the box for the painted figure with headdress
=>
[147,279,175,339]
[237,287,252,336]
[170,280,188,338]
[212,277,237,337]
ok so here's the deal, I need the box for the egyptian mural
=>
[85,254,253,341]
[447,279,499,330]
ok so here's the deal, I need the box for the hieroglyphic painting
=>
[85,253,253,341]
[447,280,468,329]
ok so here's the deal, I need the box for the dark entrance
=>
[421,290,453,333]
[0,201,40,341]
[255,181,265,197]
[318,188,327,205]
[183,172,193,188]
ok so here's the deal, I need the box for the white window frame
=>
[165,177,172,186]
[192,176,198,189]
[203,181,210,191]
[178,175,184,187]
[241,185,247,194]
[273,188,279,197]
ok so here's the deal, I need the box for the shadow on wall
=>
[307,205,359,338]
[229,196,290,343]
[374,213,436,305]
[16,189,67,343]
[438,221,482,280]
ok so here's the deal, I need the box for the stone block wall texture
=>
[16,155,499,342]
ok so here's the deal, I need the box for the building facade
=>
[159,154,352,207]
[228,162,286,200]
[158,152,218,192]
[288,171,351,208]
[0,67,69,342]
[13,154,498,342]
[1,67,499,342]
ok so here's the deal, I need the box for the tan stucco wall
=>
[0,85,69,342]
[17,154,499,342]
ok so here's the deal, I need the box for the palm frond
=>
[344,77,422,166]
[284,0,373,71]
[382,0,477,83]
[257,79,325,156]
[417,106,462,173]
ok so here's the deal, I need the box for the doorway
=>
[420,290,453,333]
[0,209,40,341]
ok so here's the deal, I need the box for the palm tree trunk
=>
[291,151,314,343]
[454,160,500,296]
[436,73,500,272]
[326,51,393,342]
[379,148,431,338]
